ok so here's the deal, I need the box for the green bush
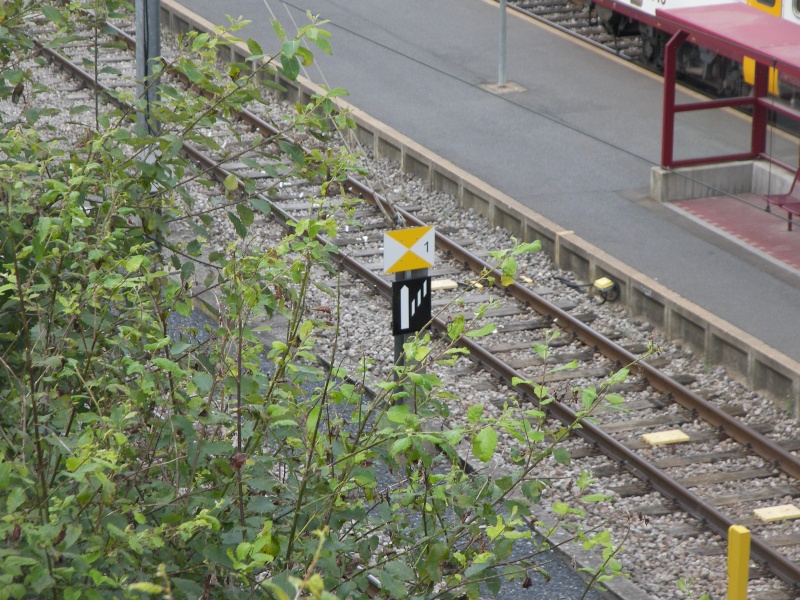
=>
[0,2,625,598]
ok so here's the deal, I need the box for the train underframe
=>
[595,5,746,97]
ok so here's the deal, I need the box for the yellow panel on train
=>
[744,0,781,94]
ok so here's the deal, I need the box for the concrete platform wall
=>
[160,0,800,414]
[652,160,797,203]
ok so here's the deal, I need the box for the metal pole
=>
[136,0,161,135]
[498,0,507,87]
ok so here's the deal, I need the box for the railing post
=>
[661,31,687,168]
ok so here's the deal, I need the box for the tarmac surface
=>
[174,0,800,364]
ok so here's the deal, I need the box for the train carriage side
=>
[592,0,800,98]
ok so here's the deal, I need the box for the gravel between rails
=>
[3,18,800,600]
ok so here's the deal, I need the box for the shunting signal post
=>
[384,226,435,408]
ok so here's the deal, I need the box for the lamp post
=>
[498,0,507,87]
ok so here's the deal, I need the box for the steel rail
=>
[311,199,800,588]
[344,184,800,479]
[36,22,800,588]
[505,2,637,61]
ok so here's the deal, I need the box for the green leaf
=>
[236,203,254,227]
[465,323,496,338]
[296,46,314,67]
[547,359,578,373]
[553,447,570,465]
[227,211,247,238]
[384,560,415,582]
[278,140,305,165]
[485,516,504,541]
[378,570,407,599]
[272,20,286,41]
[605,367,629,386]
[193,372,213,394]
[181,61,204,83]
[582,493,610,503]
[127,582,164,594]
[386,404,410,424]
[306,405,321,437]
[7,486,25,512]
[251,197,272,216]
[223,173,239,191]
[280,53,300,80]
[464,553,494,578]
[281,39,300,59]
[447,314,464,340]
[40,5,63,25]
[512,240,542,254]
[124,255,145,273]
[314,36,332,55]
[0,462,11,489]
[579,387,599,411]
[153,357,182,374]
[246,38,263,57]
[64,588,81,600]
[472,427,498,462]
[389,437,411,458]
[466,404,483,424]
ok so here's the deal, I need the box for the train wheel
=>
[640,26,664,70]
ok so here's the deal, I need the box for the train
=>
[590,0,800,98]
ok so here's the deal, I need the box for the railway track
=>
[508,0,642,62]
[11,7,800,599]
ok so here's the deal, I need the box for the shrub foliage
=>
[0,2,625,598]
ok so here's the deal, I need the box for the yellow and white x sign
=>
[383,226,435,274]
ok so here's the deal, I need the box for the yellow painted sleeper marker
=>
[642,429,690,446]
[753,504,800,523]
[431,279,458,291]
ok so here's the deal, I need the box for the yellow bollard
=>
[727,525,750,600]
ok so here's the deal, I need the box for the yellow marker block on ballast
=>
[431,279,458,291]
[642,430,690,446]
[753,504,800,523]
[593,277,615,292]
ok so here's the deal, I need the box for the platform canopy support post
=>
[136,0,161,135]
[751,61,770,158]
[661,31,687,169]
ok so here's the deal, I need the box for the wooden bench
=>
[764,168,800,231]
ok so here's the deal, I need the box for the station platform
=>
[674,194,800,273]
[170,0,800,366]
